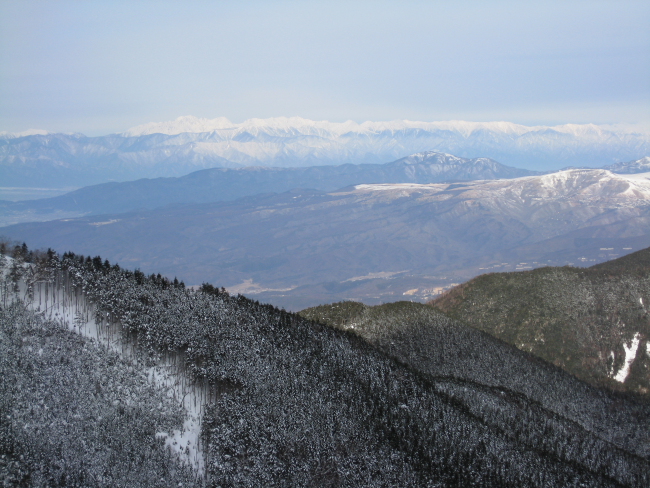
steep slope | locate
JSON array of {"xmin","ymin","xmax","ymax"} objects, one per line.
[
  {"xmin": 298, "ymin": 301, "xmax": 650, "ymax": 458},
  {"xmin": 0, "ymin": 152, "xmax": 536, "ymax": 227},
  {"xmin": 1, "ymin": 116, "xmax": 648, "ymax": 187},
  {"xmin": 2, "ymin": 169, "xmax": 649, "ymax": 309},
  {"xmin": 432, "ymin": 247, "xmax": 650, "ymax": 396},
  {"xmin": 0, "ymin": 304, "xmax": 198, "ymax": 487},
  {"xmin": 2, "ymin": 247, "xmax": 649, "ymax": 486}
]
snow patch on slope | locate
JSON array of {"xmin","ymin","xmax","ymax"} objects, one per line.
[
  {"xmin": 502, "ymin": 170, "xmax": 650, "ymax": 205},
  {"xmin": 614, "ymin": 333, "xmax": 642, "ymax": 383},
  {"xmin": 354, "ymin": 183, "xmax": 444, "ymax": 192},
  {"xmin": 1, "ymin": 271, "xmax": 206, "ymax": 476}
]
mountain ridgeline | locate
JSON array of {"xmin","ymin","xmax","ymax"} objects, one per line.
[
  {"xmin": 0, "ymin": 152, "xmax": 534, "ymax": 226},
  {"xmin": 1, "ymin": 245, "xmax": 649, "ymax": 486},
  {"xmin": 1, "ymin": 116, "xmax": 648, "ymax": 187},
  {"xmin": 603, "ymin": 156, "xmax": 650, "ymax": 174},
  {"xmin": 432, "ymin": 247, "xmax": 650, "ymax": 396},
  {"xmin": 2, "ymin": 167, "xmax": 649, "ymax": 309}
]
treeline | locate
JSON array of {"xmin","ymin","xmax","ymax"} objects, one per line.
[{"xmin": 1, "ymin": 243, "xmax": 649, "ymax": 486}]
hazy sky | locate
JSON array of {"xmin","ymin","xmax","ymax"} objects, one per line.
[{"xmin": 1, "ymin": 0, "xmax": 648, "ymax": 135}]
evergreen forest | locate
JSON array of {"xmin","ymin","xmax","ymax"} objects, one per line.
[{"xmin": 1, "ymin": 243, "xmax": 649, "ymax": 487}]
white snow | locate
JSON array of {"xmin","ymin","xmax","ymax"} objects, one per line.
[
  {"xmin": 1, "ymin": 276, "xmax": 207, "ymax": 476},
  {"xmin": 351, "ymin": 169, "xmax": 650, "ymax": 210},
  {"xmin": 89, "ymin": 219, "xmax": 121, "ymax": 226},
  {"xmin": 620, "ymin": 171, "xmax": 650, "ymax": 183},
  {"xmin": 145, "ymin": 363, "xmax": 204, "ymax": 472},
  {"xmin": 354, "ymin": 183, "xmax": 443, "ymax": 191},
  {"xmin": 0, "ymin": 129, "xmax": 51, "ymax": 138},
  {"xmin": 614, "ymin": 332, "xmax": 642, "ymax": 383},
  {"xmin": 123, "ymin": 115, "xmax": 234, "ymax": 137},
  {"xmin": 121, "ymin": 116, "xmax": 650, "ymax": 140}
]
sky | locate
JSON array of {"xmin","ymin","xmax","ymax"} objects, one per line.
[{"xmin": 1, "ymin": 0, "xmax": 649, "ymax": 135}]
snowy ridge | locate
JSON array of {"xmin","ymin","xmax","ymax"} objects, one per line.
[
  {"xmin": 0, "ymin": 129, "xmax": 52, "ymax": 139},
  {"xmin": 123, "ymin": 115, "xmax": 650, "ymax": 138},
  {"xmin": 528, "ymin": 169, "xmax": 650, "ymax": 201},
  {"xmin": 398, "ymin": 152, "xmax": 467, "ymax": 164},
  {"xmin": 353, "ymin": 169, "xmax": 650, "ymax": 207},
  {"xmin": 354, "ymin": 183, "xmax": 443, "ymax": 191},
  {"xmin": 4, "ymin": 117, "xmax": 650, "ymax": 187},
  {"xmin": 123, "ymin": 116, "xmax": 234, "ymax": 137}
]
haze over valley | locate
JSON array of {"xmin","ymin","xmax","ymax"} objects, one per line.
[{"xmin": 2, "ymin": 154, "xmax": 649, "ymax": 310}]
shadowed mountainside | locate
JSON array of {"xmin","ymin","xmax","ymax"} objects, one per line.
[
  {"xmin": 431, "ymin": 247, "xmax": 650, "ymax": 396},
  {"xmin": 298, "ymin": 300, "xmax": 650, "ymax": 458},
  {"xmin": 1, "ymin": 246, "xmax": 649, "ymax": 486}
]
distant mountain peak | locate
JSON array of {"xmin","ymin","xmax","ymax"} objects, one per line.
[
  {"xmin": 122, "ymin": 115, "xmax": 234, "ymax": 136},
  {"xmin": 604, "ymin": 156, "xmax": 650, "ymax": 174},
  {"xmin": 0, "ymin": 128, "xmax": 52, "ymax": 139},
  {"xmin": 3, "ymin": 118, "xmax": 650, "ymax": 188},
  {"xmin": 398, "ymin": 151, "xmax": 461, "ymax": 162},
  {"xmin": 386, "ymin": 151, "xmax": 534, "ymax": 180},
  {"xmin": 121, "ymin": 116, "xmax": 650, "ymax": 139},
  {"xmin": 397, "ymin": 152, "xmax": 483, "ymax": 165}
]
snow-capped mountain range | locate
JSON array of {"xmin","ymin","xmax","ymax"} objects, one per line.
[
  {"xmin": 0, "ymin": 129, "xmax": 54, "ymax": 138},
  {"xmin": 1, "ymin": 116, "xmax": 649, "ymax": 188},
  {"xmin": 121, "ymin": 115, "xmax": 645, "ymax": 140}
]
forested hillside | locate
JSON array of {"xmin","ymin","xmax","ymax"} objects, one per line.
[
  {"xmin": 0, "ymin": 305, "xmax": 197, "ymax": 486},
  {"xmin": 1, "ymin": 245, "xmax": 649, "ymax": 486},
  {"xmin": 299, "ymin": 302, "xmax": 650, "ymax": 457},
  {"xmin": 432, "ymin": 247, "xmax": 650, "ymax": 396}
]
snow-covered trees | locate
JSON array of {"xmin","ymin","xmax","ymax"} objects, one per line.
[
  {"xmin": 0, "ymin": 304, "xmax": 197, "ymax": 487},
  {"xmin": 1, "ymin": 244, "xmax": 648, "ymax": 487}
]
